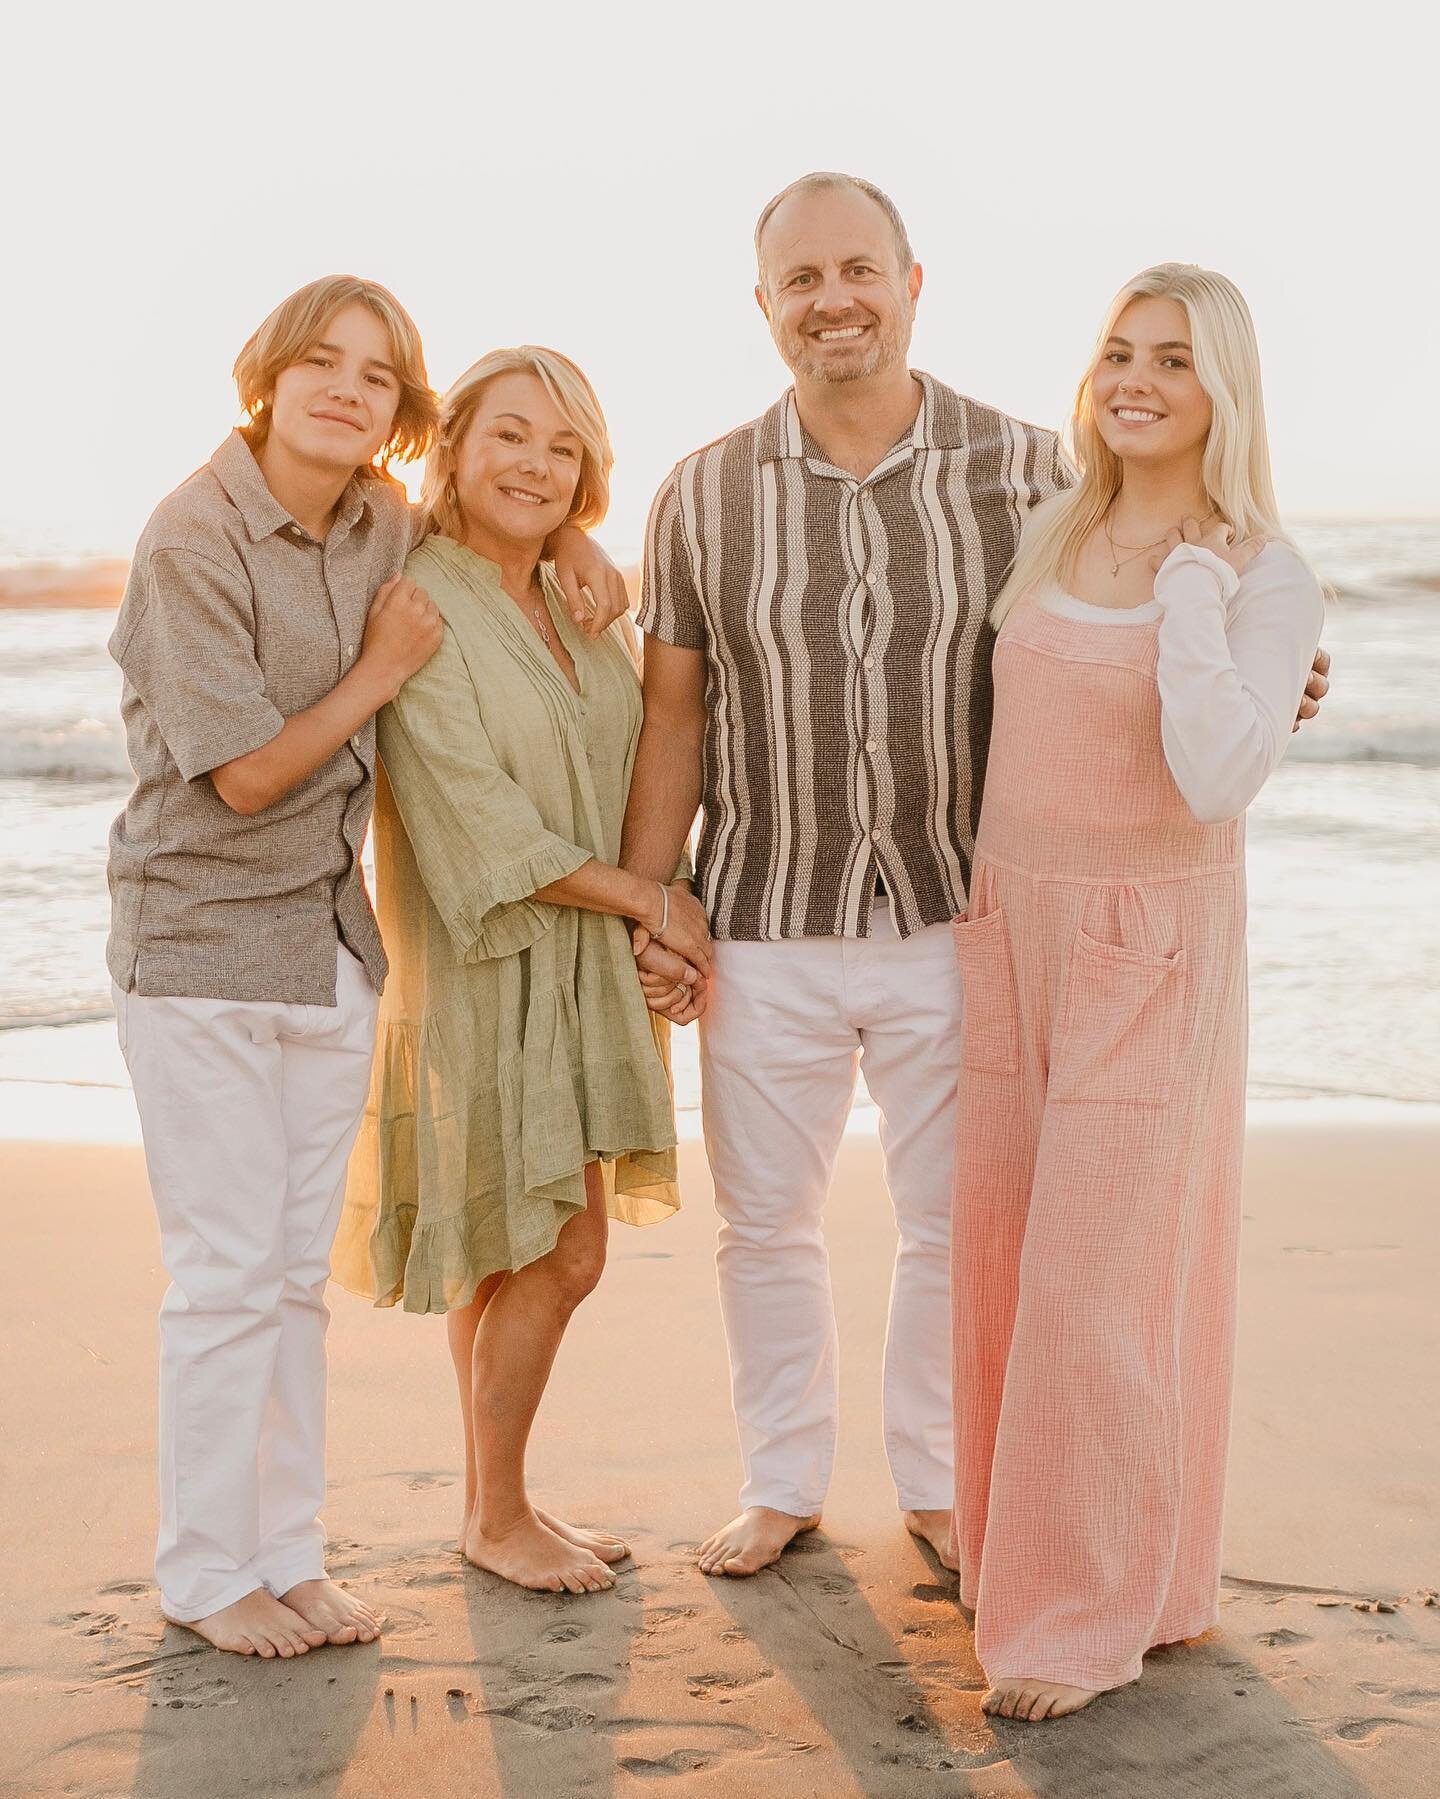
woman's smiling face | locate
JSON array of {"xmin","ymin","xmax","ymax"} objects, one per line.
[
  {"xmin": 452, "ymin": 371, "xmax": 583, "ymax": 552},
  {"xmin": 1090, "ymin": 294, "xmax": 1213, "ymax": 468}
]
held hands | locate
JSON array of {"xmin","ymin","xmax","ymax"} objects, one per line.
[
  {"xmin": 360, "ymin": 576, "xmax": 443, "ymax": 697},
  {"xmin": 549, "ymin": 525, "xmax": 632, "ymax": 639},
  {"xmin": 629, "ymin": 880, "xmax": 712, "ymax": 1027},
  {"xmin": 633, "ymin": 928, "xmax": 709, "ymax": 1025},
  {"xmin": 1150, "ymin": 516, "xmax": 1263, "ymax": 579}
]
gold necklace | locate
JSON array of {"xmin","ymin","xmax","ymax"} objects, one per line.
[
  {"xmin": 1103, "ymin": 507, "xmax": 1216, "ymax": 577},
  {"xmin": 529, "ymin": 587, "xmax": 553, "ymax": 648}
]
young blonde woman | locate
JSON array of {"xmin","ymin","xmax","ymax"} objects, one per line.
[
  {"xmin": 336, "ymin": 348, "xmax": 704, "ymax": 1595},
  {"xmin": 949, "ymin": 265, "xmax": 1325, "ymax": 1721}
]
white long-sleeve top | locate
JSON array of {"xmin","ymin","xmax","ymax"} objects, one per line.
[
  {"xmin": 1040, "ymin": 542, "xmax": 1325, "ymax": 823},
  {"xmin": 1151, "ymin": 542, "xmax": 1325, "ymax": 822}
]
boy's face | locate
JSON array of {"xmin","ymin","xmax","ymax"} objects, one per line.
[{"xmin": 267, "ymin": 301, "xmax": 402, "ymax": 472}]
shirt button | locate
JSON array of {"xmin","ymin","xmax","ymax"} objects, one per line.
[
  {"xmin": 865, "ymin": 738, "xmax": 877, "ymax": 753},
  {"xmin": 863, "ymin": 655, "xmax": 875, "ymax": 670},
  {"xmin": 870, "ymin": 828, "xmax": 881, "ymax": 842}
]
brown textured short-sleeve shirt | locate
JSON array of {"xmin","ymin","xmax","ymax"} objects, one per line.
[
  {"xmin": 106, "ymin": 431, "xmax": 413, "ymax": 1004},
  {"xmin": 637, "ymin": 372, "xmax": 1071, "ymax": 942}
]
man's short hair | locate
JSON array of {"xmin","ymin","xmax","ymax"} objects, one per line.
[{"xmin": 754, "ymin": 172, "xmax": 916, "ymax": 286}]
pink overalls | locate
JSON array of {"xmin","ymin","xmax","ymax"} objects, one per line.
[{"xmin": 951, "ymin": 595, "xmax": 1247, "ymax": 1692}]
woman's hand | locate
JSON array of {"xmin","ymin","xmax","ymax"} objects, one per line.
[
  {"xmin": 632, "ymin": 926, "xmax": 708, "ymax": 1024},
  {"xmin": 548, "ymin": 525, "xmax": 633, "ymax": 638},
  {"xmin": 1152, "ymin": 517, "xmax": 1263, "ymax": 578}
]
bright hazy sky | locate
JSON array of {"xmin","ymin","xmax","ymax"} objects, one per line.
[{"xmin": 5, "ymin": 2, "xmax": 1433, "ymax": 558}]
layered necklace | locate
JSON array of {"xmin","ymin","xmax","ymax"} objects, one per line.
[{"xmin": 1103, "ymin": 504, "xmax": 1217, "ymax": 577}]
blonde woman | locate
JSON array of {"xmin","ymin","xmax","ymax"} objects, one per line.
[
  {"xmin": 949, "ymin": 265, "xmax": 1325, "ymax": 1721},
  {"xmin": 336, "ymin": 348, "xmax": 704, "ymax": 1595}
]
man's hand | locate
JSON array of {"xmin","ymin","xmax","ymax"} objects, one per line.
[
  {"xmin": 549, "ymin": 525, "xmax": 631, "ymax": 638},
  {"xmin": 1294, "ymin": 645, "xmax": 1330, "ymax": 732}
]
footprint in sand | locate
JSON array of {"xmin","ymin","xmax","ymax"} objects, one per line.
[
  {"xmin": 1330, "ymin": 1717, "xmax": 1414, "ymax": 1742},
  {"xmin": 97, "ymin": 1579, "xmax": 149, "ymax": 1598},
  {"xmin": 1257, "ymin": 1628, "xmax": 1313, "ymax": 1647},
  {"xmin": 544, "ymin": 1622, "xmax": 589, "ymax": 1644},
  {"xmin": 558, "ymin": 1672, "xmax": 615, "ymax": 1696},
  {"xmin": 373, "ymin": 1603, "xmax": 432, "ymax": 1641},
  {"xmin": 910, "ymin": 1582, "xmax": 955, "ymax": 1603},
  {"xmin": 60, "ymin": 1611, "xmax": 121, "ymax": 1637},
  {"xmin": 153, "ymin": 1675, "xmax": 236, "ymax": 1710}
]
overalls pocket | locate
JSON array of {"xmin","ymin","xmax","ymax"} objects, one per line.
[
  {"xmin": 1051, "ymin": 927, "xmax": 1186, "ymax": 1105},
  {"xmin": 951, "ymin": 906, "xmax": 1021, "ymax": 1076}
]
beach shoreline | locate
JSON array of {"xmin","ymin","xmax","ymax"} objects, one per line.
[{"xmin": 5, "ymin": 1117, "xmax": 1437, "ymax": 1797}]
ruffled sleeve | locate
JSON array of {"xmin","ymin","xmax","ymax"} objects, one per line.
[{"xmin": 377, "ymin": 625, "xmax": 591, "ymax": 962}]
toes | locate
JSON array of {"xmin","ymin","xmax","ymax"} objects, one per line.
[
  {"xmin": 1018, "ymin": 1687, "xmax": 1042, "ymax": 1721},
  {"xmin": 1029, "ymin": 1690, "xmax": 1057, "ymax": 1723}
]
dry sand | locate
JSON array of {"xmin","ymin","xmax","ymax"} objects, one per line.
[{"xmin": 3, "ymin": 1117, "xmax": 1437, "ymax": 1797}]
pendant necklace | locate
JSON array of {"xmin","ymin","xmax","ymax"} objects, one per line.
[{"xmin": 1104, "ymin": 507, "xmax": 1217, "ymax": 578}]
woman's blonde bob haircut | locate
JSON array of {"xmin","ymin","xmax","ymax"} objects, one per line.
[
  {"xmin": 419, "ymin": 346, "xmax": 613, "ymax": 541},
  {"xmin": 233, "ymin": 275, "xmax": 437, "ymax": 469},
  {"xmin": 993, "ymin": 263, "xmax": 1293, "ymax": 625}
]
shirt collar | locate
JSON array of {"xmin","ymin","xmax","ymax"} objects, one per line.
[
  {"xmin": 755, "ymin": 370, "xmax": 968, "ymax": 466},
  {"xmin": 209, "ymin": 430, "xmax": 372, "ymax": 543}
]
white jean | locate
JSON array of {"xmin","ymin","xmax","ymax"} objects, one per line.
[
  {"xmin": 114, "ymin": 945, "xmax": 378, "ymax": 1621},
  {"xmin": 698, "ymin": 902, "xmax": 965, "ymax": 1516}
]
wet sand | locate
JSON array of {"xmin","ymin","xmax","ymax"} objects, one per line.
[{"xmin": 3, "ymin": 1116, "xmax": 1437, "ymax": 1797}]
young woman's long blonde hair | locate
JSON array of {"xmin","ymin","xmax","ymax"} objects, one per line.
[
  {"xmin": 993, "ymin": 263, "xmax": 1292, "ymax": 625},
  {"xmin": 419, "ymin": 346, "xmax": 613, "ymax": 541}
]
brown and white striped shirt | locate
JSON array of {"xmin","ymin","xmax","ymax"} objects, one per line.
[{"xmin": 638, "ymin": 371, "xmax": 1070, "ymax": 941}]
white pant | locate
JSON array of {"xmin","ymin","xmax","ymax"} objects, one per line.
[
  {"xmin": 698, "ymin": 904, "xmax": 964, "ymax": 1516},
  {"xmin": 114, "ymin": 946, "xmax": 378, "ymax": 1620}
]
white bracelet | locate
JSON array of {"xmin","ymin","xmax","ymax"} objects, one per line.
[{"xmin": 655, "ymin": 881, "xmax": 669, "ymax": 938}]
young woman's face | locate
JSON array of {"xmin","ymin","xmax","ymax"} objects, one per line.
[
  {"xmin": 1090, "ymin": 295, "xmax": 1212, "ymax": 468},
  {"xmin": 266, "ymin": 302, "xmax": 403, "ymax": 472},
  {"xmin": 452, "ymin": 371, "xmax": 583, "ymax": 550}
]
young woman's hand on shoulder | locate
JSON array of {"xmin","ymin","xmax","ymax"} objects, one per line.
[{"xmin": 1151, "ymin": 517, "xmax": 1264, "ymax": 578}]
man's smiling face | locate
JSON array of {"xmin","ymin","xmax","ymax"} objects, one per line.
[{"xmin": 756, "ymin": 184, "xmax": 921, "ymax": 387}]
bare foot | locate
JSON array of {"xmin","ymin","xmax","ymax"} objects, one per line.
[
  {"xmin": 165, "ymin": 1588, "xmax": 327, "ymax": 1658},
  {"xmin": 464, "ymin": 1510, "xmax": 616, "ymax": 1594},
  {"xmin": 903, "ymin": 1509, "xmax": 959, "ymax": 1572},
  {"xmin": 696, "ymin": 1508, "xmax": 820, "ymax": 1577},
  {"xmin": 983, "ymin": 1679, "xmax": 1104, "ymax": 1722},
  {"xmin": 536, "ymin": 1509, "xmax": 630, "ymax": 1565},
  {"xmin": 277, "ymin": 1577, "xmax": 382, "ymax": 1645}
]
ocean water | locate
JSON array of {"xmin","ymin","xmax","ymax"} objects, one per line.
[{"xmin": 1, "ymin": 521, "xmax": 1437, "ymax": 1134}]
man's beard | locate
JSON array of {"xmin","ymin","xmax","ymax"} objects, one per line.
[{"xmin": 780, "ymin": 315, "xmax": 909, "ymax": 385}]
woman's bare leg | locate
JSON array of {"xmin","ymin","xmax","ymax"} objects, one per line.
[
  {"xmin": 456, "ymin": 1165, "xmax": 618, "ymax": 1592},
  {"xmin": 446, "ymin": 1192, "xmax": 630, "ymax": 1565}
]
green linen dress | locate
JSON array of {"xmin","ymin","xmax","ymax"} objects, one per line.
[{"xmin": 335, "ymin": 534, "xmax": 679, "ymax": 1314}]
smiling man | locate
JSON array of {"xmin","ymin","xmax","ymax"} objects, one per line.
[
  {"xmin": 621, "ymin": 172, "xmax": 1326, "ymax": 1582},
  {"xmin": 620, "ymin": 172, "xmax": 1069, "ymax": 1577}
]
